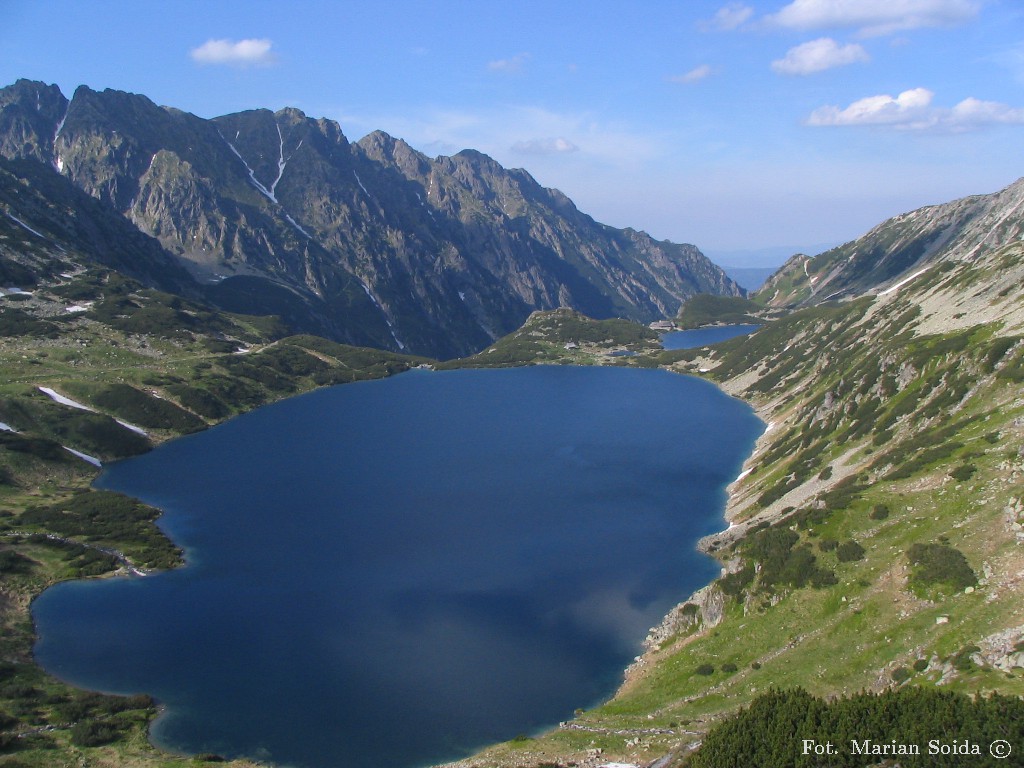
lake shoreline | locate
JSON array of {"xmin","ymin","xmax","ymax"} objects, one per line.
[{"xmin": 31, "ymin": 363, "xmax": 760, "ymax": 768}]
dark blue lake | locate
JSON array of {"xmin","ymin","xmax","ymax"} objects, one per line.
[
  {"xmin": 661, "ymin": 324, "xmax": 759, "ymax": 350},
  {"xmin": 33, "ymin": 366, "xmax": 761, "ymax": 768}
]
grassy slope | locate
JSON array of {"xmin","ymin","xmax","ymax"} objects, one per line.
[{"xmin": 444, "ymin": 244, "xmax": 1024, "ymax": 768}]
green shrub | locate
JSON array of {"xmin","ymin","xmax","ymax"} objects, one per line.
[
  {"xmin": 164, "ymin": 384, "xmax": 229, "ymax": 420},
  {"xmin": 950, "ymin": 645, "xmax": 981, "ymax": 672},
  {"xmin": 0, "ymin": 550, "xmax": 34, "ymax": 575},
  {"xmin": 676, "ymin": 294, "xmax": 761, "ymax": 328},
  {"xmin": 746, "ymin": 526, "xmax": 836, "ymax": 591},
  {"xmin": 819, "ymin": 476, "xmax": 868, "ymax": 510},
  {"xmin": 69, "ymin": 720, "xmax": 122, "ymax": 747},
  {"xmin": 907, "ymin": 543, "xmax": 977, "ymax": 594},
  {"xmin": 0, "ymin": 308, "xmax": 58, "ymax": 338},
  {"xmin": 695, "ymin": 664, "xmax": 715, "ymax": 676},
  {"xmin": 65, "ymin": 413, "xmax": 152, "ymax": 458},
  {"xmin": 913, "ymin": 658, "xmax": 929, "ymax": 672},
  {"xmin": 890, "ymin": 666, "xmax": 911, "ymax": 684},
  {"xmin": 869, "ymin": 504, "xmax": 890, "ymax": 520},
  {"xmin": 689, "ymin": 687, "xmax": 1024, "ymax": 768},
  {"xmin": 202, "ymin": 339, "xmax": 238, "ymax": 354},
  {"xmin": 91, "ymin": 384, "xmax": 206, "ymax": 433},
  {"xmin": 719, "ymin": 565, "xmax": 755, "ymax": 597},
  {"xmin": 20, "ymin": 490, "xmax": 180, "ymax": 569},
  {"xmin": 0, "ymin": 432, "xmax": 72, "ymax": 463},
  {"xmin": 836, "ymin": 541, "xmax": 866, "ymax": 562},
  {"xmin": 949, "ymin": 464, "xmax": 977, "ymax": 481}
]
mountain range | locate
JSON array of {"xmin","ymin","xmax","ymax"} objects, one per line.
[{"xmin": 0, "ymin": 79, "xmax": 739, "ymax": 359}]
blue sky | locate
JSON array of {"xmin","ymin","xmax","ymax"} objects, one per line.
[{"xmin": 2, "ymin": 0, "xmax": 1024, "ymax": 265}]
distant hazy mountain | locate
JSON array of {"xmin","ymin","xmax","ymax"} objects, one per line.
[
  {"xmin": 0, "ymin": 79, "xmax": 741, "ymax": 358},
  {"xmin": 721, "ymin": 266, "xmax": 778, "ymax": 291},
  {"xmin": 758, "ymin": 177, "xmax": 1024, "ymax": 307}
]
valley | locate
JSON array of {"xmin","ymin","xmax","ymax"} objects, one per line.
[{"xmin": 0, "ymin": 78, "xmax": 1022, "ymax": 768}]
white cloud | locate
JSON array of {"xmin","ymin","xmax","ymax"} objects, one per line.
[
  {"xmin": 487, "ymin": 53, "xmax": 531, "ymax": 73},
  {"xmin": 511, "ymin": 137, "xmax": 580, "ymax": 155},
  {"xmin": 808, "ymin": 88, "xmax": 1024, "ymax": 130},
  {"xmin": 808, "ymin": 88, "xmax": 938, "ymax": 127},
  {"xmin": 190, "ymin": 38, "xmax": 277, "ymax": 67},
  {"xmin": 703, "ymin": 3, "xmax": 755, "ymax": 31},
  {"xmin": 772, "ymin": 38, "xmax": 869, "ymax": 74},
  {"xmin": 669, "ymin": 65, "xmax": 713, "ymax": 83},
  {"xmin": 767, "ymin": 0, "xmax": 980, "ymax": 37},
  {"xmin": 948, "ymin": 97, "xmax": 1024, "ymax": 129}
]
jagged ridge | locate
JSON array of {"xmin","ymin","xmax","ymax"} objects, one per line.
[
  {"xmin": 758, "ymin": 177, "xmax": 1024, "ymax": 308},
  {"xmin": 0, "ymin": 79, "xmax": 741, "ymax": 359}
]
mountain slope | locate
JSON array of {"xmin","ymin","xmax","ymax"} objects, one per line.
[
  {"xmin": 759, "ymin": 176, "xmax": 1024, "ymax": 307},
  {"xmin": 444, "ymin": 206, "xmax": 1024, "ymax": 768},
  {"xmin": 0, "ymin": 79, "xmax": 741, "ymax": 358}
]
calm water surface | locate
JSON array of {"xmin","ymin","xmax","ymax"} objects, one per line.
[
  {"xmin": 33, "ymin": 366, "xmax": 761, "ymax": 768},
  {"xmin": 661, "ymin": 324, "xmax": 759, "ymax": 350}
]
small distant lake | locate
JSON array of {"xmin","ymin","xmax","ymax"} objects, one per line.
[
  {"xmin": 661, "ymin": 324, "xmax": 759, "ymax": 350},
  {"xmin": 33, "ymin": 366, "xmax": 761, "ymax": 768}
]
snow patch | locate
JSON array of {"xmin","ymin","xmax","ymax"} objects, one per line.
[
  {"xmin": 360, "ymin": 281, "xmax": 381, "ymax": 309},
  {"xmin": 115, "ymin": 419, "xmax": 148, "ymax": 437},
  {"xmin": 878, "ymin": 267, "xmax": 929, "ymax": 296},
  {"xmin": 222, "ymin": 134, "xmax": 278, "ymax": 203},
  {"xmin": 359, "ymin": 281, "xmax": 405, "ymax": 350},
  {"xmin": 5, "ymin": 212, "xmax": 47, "ymax": 240},
  {"xmin": 354, "ymin": 171, "xmax": 370, "ymax": 197},
  {"xmin": 38, "ymin": 387, "xmax": 95, "ymax": 412},
  {"xmin": 53, "ymin": 105, "xmax": 68, "ymax": 143},
  {"xmin": 0, "ymin": 422, "xmax": 17, "ymax": 433},
  {"xmin": 38, "ymin": 387, "xmax": 148, "ymax": 436},
  {"xmin": 52, "ymin": 104, "xmax": 69, "ymax": 172},
  {"xmin": 54, "ymin": 107, "xmax": 68, "ymax": 140},
  {"xmin": 284, "ymin": 213, "xmax": 311, "ymax": 238},
  {"xmin": 269, "ymin": 123, "xmax": 288, "ymax": 200},
  {"xmin": 223, "ymin": 124, "xmax": 297, "ymax": 206},
  {"xmin": 64, "ymin": 448, "xmax": 102, "ymax": 466},
  {"xmin": 65, "ymin": 303, "xmax": 93, "ymax": 313}
]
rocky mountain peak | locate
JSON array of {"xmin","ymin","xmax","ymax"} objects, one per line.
[{"xmin": 0, "ymin": 79, "xmax": 69, "ymax": 164}]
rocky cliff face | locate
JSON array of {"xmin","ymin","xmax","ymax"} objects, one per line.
[
  {"xmin": 759, "ymin": 177, "xmax": 1024, "ymax": 307},
  {"xmin": 0, "ymin": 79, "xmax": 741, "ymax": 358}
]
